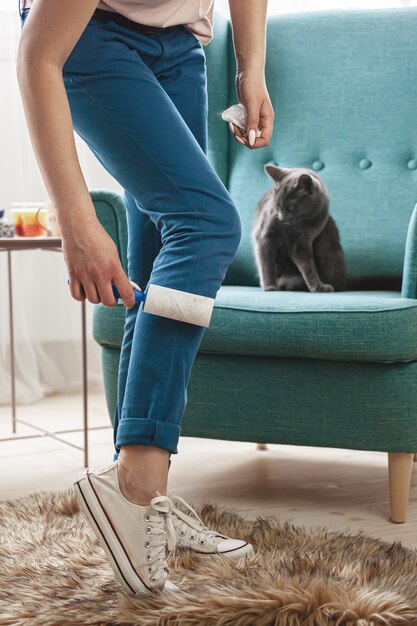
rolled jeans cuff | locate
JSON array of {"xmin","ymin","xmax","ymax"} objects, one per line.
[{"xmin": 115, "ymin": 417, "xmax": 181, "ymax": 455}]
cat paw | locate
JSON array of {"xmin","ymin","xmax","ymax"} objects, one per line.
[
  {"xmin": 263, "ymin": 285, "xmax": 278, "ymax": 291},
  {"xmin": 316, "ymin": 283, "xmax": 334, "ymax": 293}
]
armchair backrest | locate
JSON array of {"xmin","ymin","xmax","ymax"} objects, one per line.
[{"xmin": 205, "ymin": 8, "xmax": 417, "ymax": 286}]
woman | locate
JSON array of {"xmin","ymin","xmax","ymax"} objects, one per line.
[{"xmin": 17, "ymin": 0, "xmax": 274, "ymax": 596}]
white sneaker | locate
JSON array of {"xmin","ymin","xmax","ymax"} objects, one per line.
[
  {"xmin": 72, "ymin": 460, "xmax": 180, "ymax": 596},
  {"xmin": 168, "ymin": 493, "xmax": 254, "ymax": 560}
]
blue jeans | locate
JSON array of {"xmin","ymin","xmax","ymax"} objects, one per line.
[{"xmin": 20, "ymin": 8, "xmax": 242, "ymax": 468}]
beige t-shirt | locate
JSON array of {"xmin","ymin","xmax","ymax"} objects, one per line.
[{"xmin": 21, "ymin": 0, "xmax": 215, "ymax": 46}]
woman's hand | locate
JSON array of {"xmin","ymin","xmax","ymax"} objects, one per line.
[
  {"xmin": 63, "ymin": 219, "xmax": 136, "ymax": 309},
  {"xmin": 230, "ymin": 70, "xmax": 275, "ymax": 149}
]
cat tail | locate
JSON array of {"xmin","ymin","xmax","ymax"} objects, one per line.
[{"xmin": 346, "ymin": 275, "xmax": 402, "ymax": 291}]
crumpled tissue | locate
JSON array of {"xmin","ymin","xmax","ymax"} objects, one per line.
[{"xmin": 221, "ymin": 103, "xmax": 262, "ymax": 138}]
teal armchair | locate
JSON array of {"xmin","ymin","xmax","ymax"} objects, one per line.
[{"xmin": 91, "ymin": 7, "xmax": 417, "ymax": 523}]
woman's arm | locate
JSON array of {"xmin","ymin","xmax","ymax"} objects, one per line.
[
  {"xmin": 227, "ymin": 0, "xmax": 274, "ymax": 149},
  {"xmin": 17, "ymin": 0, "xmax": 100, "ymax": 237},
  {"xmin": 16, "ymin": 0, "xmax": 135, "ymax": 308}
]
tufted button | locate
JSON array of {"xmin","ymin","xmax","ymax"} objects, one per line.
[
  {"xmin": 407, "ymin": 159, "xmax": 417, "ymax": 170},
  {"xmin": 312, "ymin": 160, "xmax": 324, "ymax": 171},
  {"xmin": 359, "ymin": 158, "xmax": 372, "ymax": 169}
]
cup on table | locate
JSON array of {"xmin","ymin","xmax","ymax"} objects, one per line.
[{"xmin": 10, "ymin": 202, "xmax": 60, "ymax": 237}]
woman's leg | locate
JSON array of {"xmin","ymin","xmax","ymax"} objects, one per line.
[
  {"xmin": 62, "ymin": 16, "xmax": 241, "ymax": 503},
  {"xmin": 112, "ymin": 31, "xmax": 209, "ymax": 478},
  {"xmin": 115, "ymin": 195, "xmax": 168, "ymax": 503}
]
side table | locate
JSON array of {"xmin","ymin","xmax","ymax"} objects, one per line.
[{"xmin": 0, "ymin": 236, "xmax": 108, "ymax": 467}]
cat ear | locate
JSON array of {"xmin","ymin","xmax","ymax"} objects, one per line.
[
  {"xmin": 264, "ymin": 163, "xmax": 290, "ymax": 183},
  {"xmin": 297, "ymin": 173, "xmax": 313, "ymax": 194}
]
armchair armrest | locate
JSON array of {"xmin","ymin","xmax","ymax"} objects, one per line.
[
  {"xmin": 89, "ymin": 189, "xmax": 128, "ymax": 274},
  {"xmin": 401, "ymin": 203, "xmax": 417, "ymax": 299}
]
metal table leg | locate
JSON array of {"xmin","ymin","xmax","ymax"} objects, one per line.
[
  {"xmin": 7, "ymin": 250, "xmax": 16, "ymax": 434},
  {"xmin": 3, "ymin": 245, "xmax": 91, "ymax": 466},
  {"xmin": 81, "ymin": 298, "xmax": 89, "ymax": 467}
]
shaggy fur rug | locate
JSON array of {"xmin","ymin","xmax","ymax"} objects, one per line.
[{"xmin": 0, "ymin": 488, "xmax": 417, "ymax": 626}]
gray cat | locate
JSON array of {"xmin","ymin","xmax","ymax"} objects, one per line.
[
  {"xmin": 252, "ymin": 164, "xmax": 402, "ymax": 292},
  {"xmin": 252, "ymin": 164, "xmax": 345, "ymax": 292}
]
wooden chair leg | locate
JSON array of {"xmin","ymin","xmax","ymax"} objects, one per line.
[
  {"xmin": 256, "ymin": 443, "xmax": 268, "ymax": 451},
  {"xmin": 388, "ymin": 452, "xmax": 414, "ymax": 523}
]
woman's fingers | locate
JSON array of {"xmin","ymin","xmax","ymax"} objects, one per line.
[
  {"xmin": 233, "ymin": 121, "xmax": 269, "ymax": 150},
  {"xmin": 69, "ymin": 270, "xmax": 132, "ymax": 308},
  {"xmin": 95, "ymin": 279, "xmax": 119, "ymax": 307},
  {"xmin": 113, "ymin": 270, "xmax": 137, "ymax": 309},
  {"xmin": 69, "ymin": 277, "xmax": 86, "ymax": 302},
  {"xmin": 70, "ymin": 274, "xmax": 136, "ymax": 308},
  {"xmin": 129, "ymin": 280, "xmax": 142, "ymax": 291},
  {"xmin": 234, "ymin": 128, "xmax": 248, "ymax": 146},
  {"xmin": 228, "ymin": 120, "xmax": 267, "ymax": 148},
  {"xmin": 82, "ymin": 279, "xmax": 101, "ymax": 304},
  {"xmin": 257, "ymin": 99, "xmax": 274, "ymax": 145},
  {"xmin": 228, "ymin": 121, "xmax": 248, "ymax": 146}
]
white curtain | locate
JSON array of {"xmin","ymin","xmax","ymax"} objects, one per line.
[
  {"xmin": 0, "ymin": 0, "xmax": 412, "ymax": 408},
  {"xmin": 0, "ymin": 5, "xmax": 123, "ymax": 406}
]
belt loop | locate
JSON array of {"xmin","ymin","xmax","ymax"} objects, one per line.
[{"xmin": 18, "ymin": 0, "xmax": 22, "ymax": 18}]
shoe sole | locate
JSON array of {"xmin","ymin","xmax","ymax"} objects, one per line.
[{"xmin": 73, "ymin": 474, "xmax": 155, "ymax": 597}]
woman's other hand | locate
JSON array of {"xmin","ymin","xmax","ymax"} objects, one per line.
[
  {"xmin": 227, "ymin": 0, "xmax": 272, "ymax": 149},
  {"xmin": 230, "ymin": 70, "xmax": 275, "ymax": 149},
  {"xmin": 64, "ymin": 220, "xmax": 136, "ymax": 309}
]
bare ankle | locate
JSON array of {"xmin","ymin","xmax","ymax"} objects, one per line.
[
  {"xmin": 117, "ymin": 463, "xmax": 164, "ymax": 505},
  {"xmin": 117, "ymin": 445, "xmax": 169, "ymax": 506}
]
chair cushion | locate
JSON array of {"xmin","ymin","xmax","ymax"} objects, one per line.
[
  {"xmin": 93, "ymin": 286, "xmax": 417, "ymax": 363},
  {"xmin": 202, "ymin": 287, "xmax": 417, "ymax": 362}
]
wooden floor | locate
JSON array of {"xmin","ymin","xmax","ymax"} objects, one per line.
[{"xmin": 1, "ymin": 390, "xmax": 416, "ymax": 549}]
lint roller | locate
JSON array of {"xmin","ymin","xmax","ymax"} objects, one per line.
[{"xmin": 67, "ymin": 279, "xmax": 215, "ymax": 327}]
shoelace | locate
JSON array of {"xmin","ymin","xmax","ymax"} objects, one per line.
[
  {"xmin": 169, "ymin": 494, "xmax": 227, "ymax": 546},
  {"xmin": 145, "ymin": 493, "xmax": 177, "ymax": 584}
]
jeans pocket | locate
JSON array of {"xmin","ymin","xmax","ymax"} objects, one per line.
[{"xmin": 181, "ymin": 25, "xmax": 202, "ymax": 48}]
